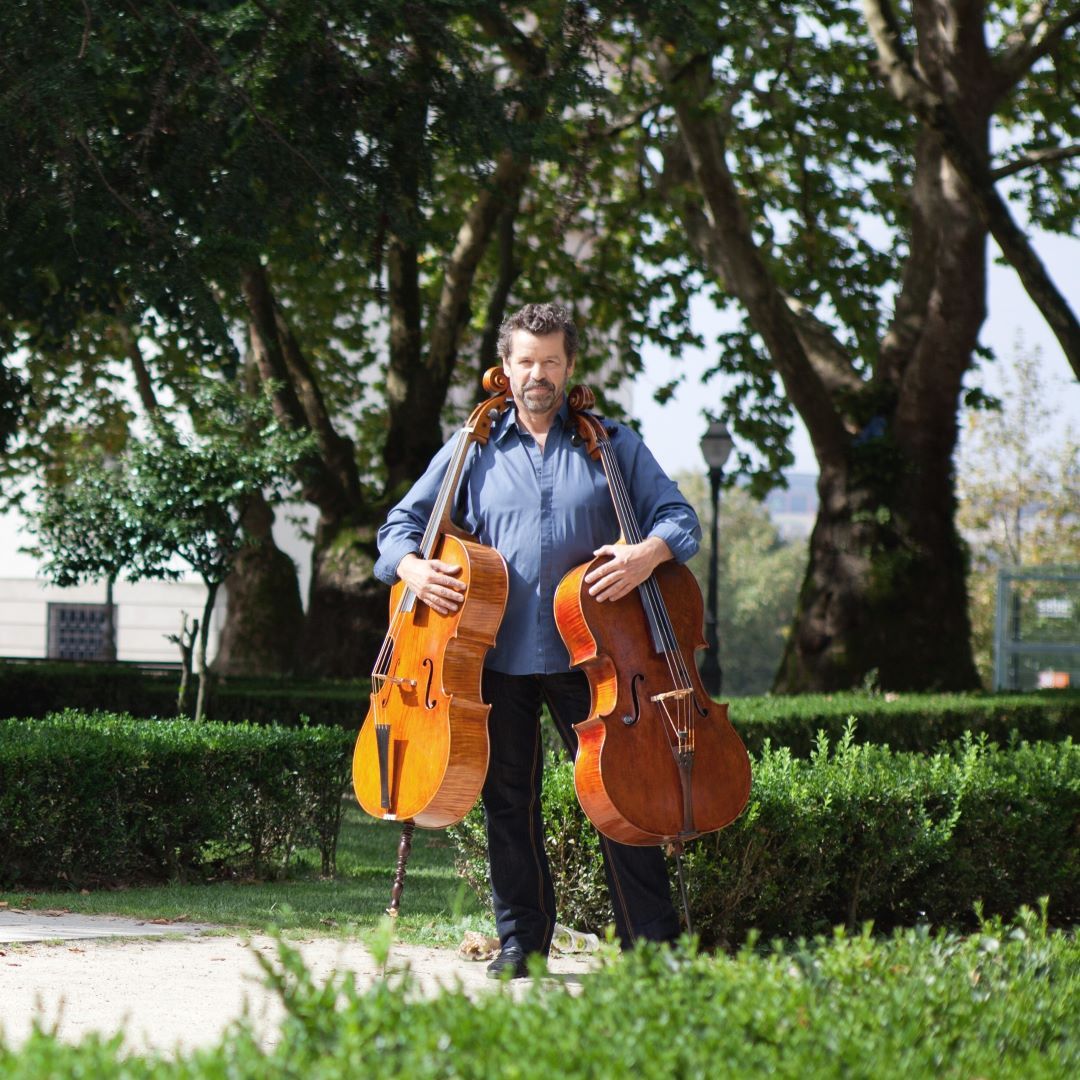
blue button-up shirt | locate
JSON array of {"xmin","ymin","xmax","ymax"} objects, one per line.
[{"xmin": 374, "ymin": 401, "xmax": 701, "ymax": 675}]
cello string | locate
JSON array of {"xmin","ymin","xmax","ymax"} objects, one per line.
[
  {"xmin": 595, "ymin": 429, "xmax": 689, "ymax": 739},
  {"xmin": 596, "ymin": 426, "xmax": 699, "ymax": 744},
  {"xmin": 599, "ymin": 433, "xmax": 689, "ymax": 686},
  {"xmin": 596, "ymin": 430, "xmax": 690, "ymax": 741}
]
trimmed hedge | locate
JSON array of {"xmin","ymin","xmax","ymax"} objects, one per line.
[
  {"xmin": 0, "ymin": 661, "xmax": 368, "ymax": 728},
  {"xmin": 0, "ymin": 710, "xmax": 353, "ymax": 888},
  {"xmin": 4, "ymin": 662, "xmax": 1080, "ymax": 752},
  {"xmin": 729, "ymin": 690, "xmax": 1080, "ymax": 756},
  {"xmin": 3, "ymin": 912, "xmax": 1078, "ymax": 1077},
  {"xmin": 450, "ymin": 727, "xmax": 1080, "ymax": 945}
]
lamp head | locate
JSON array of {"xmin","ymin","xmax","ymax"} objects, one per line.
[{"xmin": 700, "ymin": 419, "xmax": 734, "ymax": 473}]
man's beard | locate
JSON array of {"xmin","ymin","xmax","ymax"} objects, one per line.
[{"xmin": 521, "ymin": 379, "xmax": 558, "ymax": 413}]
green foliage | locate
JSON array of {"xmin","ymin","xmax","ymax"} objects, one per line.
[
  {"xmin": 124, "ymin": 383, "xmax": 315, "ymax": 584},
  {"xmin": 21, "ymin": 379, "xmax": 315, "ymax": 717},
  {"xmin": 0, "ymin": 661, "xmax": 368, "ymax": 727},
  {"xmin": 684, "ymin": 732, "xmax": 1079, "ymax": 946},
  {"xmin": 451, "ymin": 728, "xmax": 1080, "ymax": 946},
  {"xmin": 0, "ymin": 710, "xmax": 353, "ymax": 887},
  {"xmin": 22, "ymin": 444, "xmax": 146, "ymax": 588},
  {"xmin": 5, "ymin": 661, "xmax": 1078, "ymax": 750},
  {"xmin": 730, "ymin": 690, "xmax": 1080, "ymax": 756},
  {"xmin": 3, "ymin": 910, "xmax": 1079, "ymax": 1077}
]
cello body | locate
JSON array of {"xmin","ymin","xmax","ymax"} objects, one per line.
[
  {"xmin": 555, "ymin": 558, "xmax": 751, "ymax": 845},
  {"xmin": 352, "ymin": 369, "xmax": 510, "ymax": 830},
  {"xmin": 553, "ymin": 389, "xmax": 751, "ymax": 847},
  {"xmin": 353, "ymin": 529, "xmax": 507, "ymax": 827}
]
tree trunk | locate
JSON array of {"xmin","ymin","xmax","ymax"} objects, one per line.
[
  {"xmin": 213, "ymin": 492, "xmax": 304, "ymax": 677},
  {"xmin": 194, "ymin": 581, "xmax": 219, "ymax": 722},
  {"xmin": 241, "ymin": 263, "xmax": 384, "ymax": 676},
  {"xmin": 651, "ymin": 3, "xmax": 996, "ymax": 692},
  {"xmin": 298, "ymin": 516, "xmax": 388, "ymax": 677},
  {"xmin": 103, "ymin": 575, "xmax": 117, "ymax": 663},
  {"xmin": 775, "ymin": 453, "xmax": 978, "ymax": 692}
]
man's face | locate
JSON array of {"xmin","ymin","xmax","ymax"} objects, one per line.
[{"xmin": 503, "ymin": 330, "xmax": 575, "ymax": 417}]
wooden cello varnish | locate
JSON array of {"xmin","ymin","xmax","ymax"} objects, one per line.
[
  {"xmin": 554, "ymin": 387, "xmax": 752, "ymax": 846},
  {"xmin": 353, "ymin": 369, "xmax": 510, "ymax": 828}
]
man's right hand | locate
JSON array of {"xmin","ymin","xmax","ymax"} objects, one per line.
[{"xmin": 397, "ymin": 554, "xmax": 466, "ymax": 616}]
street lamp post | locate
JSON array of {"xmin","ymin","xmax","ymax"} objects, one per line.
[{"xmin": 699, "ymin": 419, "xmax": 734, "ymax": 698}]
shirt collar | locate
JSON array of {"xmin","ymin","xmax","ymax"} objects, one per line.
[{"xmin": 493, "ymin": 397, "xmax": 572, "ymax": 444}]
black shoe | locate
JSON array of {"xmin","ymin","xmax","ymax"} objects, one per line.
[{"xmin": 486, "ymin": 944, "xmax": 532, "ymax": 980}]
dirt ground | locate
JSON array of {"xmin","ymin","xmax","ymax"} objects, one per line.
[{"xmin": 0, "ymin": 916, "xmax": 597, "ymax": 1057}]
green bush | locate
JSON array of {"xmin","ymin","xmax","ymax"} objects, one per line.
[
  {"xmin": 0, "ymin": 710, "xmax": 353, "ymax": 888},
  {"xmin": 2, "ymin": 910, "xmax": 1077, "ymax": 1077},
  {"xmin": 451, "ymin": 728, "xmax": 1080, "ymax": 945},
  {"xmin": 729, "ymin": 690, "xmax": 1080, "ymax": 755},
  {"xmin": 5, "ymin": 661, "xmax": 1079, "ymax": 747},
  {"xmin": 0, "ymin": 660, "xmax": 369, "ymax": 727}
]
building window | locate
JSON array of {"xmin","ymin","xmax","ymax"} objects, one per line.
[{"xmin": 46, "ymin": 603, "xmax": 110, "ymax": 661}]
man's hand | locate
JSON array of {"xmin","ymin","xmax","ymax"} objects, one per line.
[
  {"xmin": 584, "ymin": 537, "xmax": 673, "ymax": 602},
  {"xmin": 397, "ymin": 553, "xmax": 466, "ymax": 615}
]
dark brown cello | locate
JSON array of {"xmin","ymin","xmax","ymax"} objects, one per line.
[
  {"xmin": 554, "ymin": 388, "xmax": 752, "ymax": 847},
  {"xmin": 353, "ymin": 369, "xmax": 511, "ymax": 845}
]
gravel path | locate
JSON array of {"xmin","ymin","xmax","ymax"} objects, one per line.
[{"xmin": 0, "ymin": 914, "xmax": 595, "ymax": 1056}]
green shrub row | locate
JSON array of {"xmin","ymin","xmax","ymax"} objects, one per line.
[
  {"xmin": 0, "ymin": 710, "xmax": 354, "ymax": 888},
  {"xmin": 5, "ymin": 662, "xmax": 1079, "ymax": 753},
  {"xmin": 4, "ymin": 910, "xmax": 1077, "ymax": 1077},
  {"xmin": 729, "ymin": 690, "xmax": 1080, "ymax": 755},
  {"xmin": 451, "ymin": 727, "xmax": 1080, "ymax": 945},
  {"xmin": 0, "ymin": 661, "xmax": 368, "ymax": 728}
]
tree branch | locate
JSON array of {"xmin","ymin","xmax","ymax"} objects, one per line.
[
  {"xmin": 994, "ymin": 2, "xmax": 1080, "ymax": 93},
  {"xmin": 991, "ymin": 143, "xmax": 1080, "ymax": 181},
  {"xmin": 654, "ymin": 53, "xmax": 849, "ymax": 466},
  {"xmin": 241, "ymin": 264, "xmax": 361, "ymax": 518},
  {"xmin": 116, "ymin": 320, "xmax": 159, "ymax": 415},
  {"xmin": 863, "ymin": 0, "xmax": 1080, "ymax": 380}
]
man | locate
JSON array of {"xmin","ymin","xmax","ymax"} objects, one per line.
[{"xmin": 374, "ymin": 302, "xmax": 702, "ymax": 977}]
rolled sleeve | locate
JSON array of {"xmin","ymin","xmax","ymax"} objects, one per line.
[
  {"xmin": 648, "ymin": 516, "xmax": 700, "ymax": 564},
  {"xmin": 613, "ymin": 425, "xmax": 701, "ymax": 565}
]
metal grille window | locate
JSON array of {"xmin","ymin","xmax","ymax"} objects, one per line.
[
  {"xmin": 46, "ymin": 603, "xmax": 110, "ymax": 662},
  {"xmin": 994, "ymin": 568, "xmax": 1080, "ymax": 690}
]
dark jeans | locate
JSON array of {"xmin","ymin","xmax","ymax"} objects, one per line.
[{"xmin": 480, "ymin": 668, "xmax": 680, "ymax": 956}]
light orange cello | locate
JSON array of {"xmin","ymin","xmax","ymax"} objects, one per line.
[
  {"xmin": 554, "ymin": 387, "xmax": 752, "ymax": 847},
  {"xmin": 353, "ymin": 368, "xmax": 511, "ymax": 846}
]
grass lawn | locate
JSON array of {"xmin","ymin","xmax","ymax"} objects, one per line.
[{"xmin": 0, "ymin": 802, "xmax": 493, "ymax": 948}]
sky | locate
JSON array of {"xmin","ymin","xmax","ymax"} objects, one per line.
[{"xmin": 633, "ymin": 228, "xmax": 1080, "ymax": 480}]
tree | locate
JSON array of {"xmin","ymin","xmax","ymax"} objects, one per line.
[
  {"xmin": 957, "ymin": 345, "xmax": 1080, "ymax": 683},
  {"xmin": 1, "ymin": 2, "xmax": 633, "ymax": 675},
  {"xmin": 23, "ymin": 446, "xmax": 146, "ymax": 662},
  {"xmin": 124, "ymin": 385, "xmax": 315, "ymax": 718},
  {"xmin": 614, "ymin": 0, "xmax": 1079, "ymax": 690},
  {"xmin": 25, "ymin": 383, "xmax": 314, "ymax": 718}
]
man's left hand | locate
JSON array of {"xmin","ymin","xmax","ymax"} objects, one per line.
[{"xmin": 585, "ymin": 537, "xmax": 673, "ymax": 602}]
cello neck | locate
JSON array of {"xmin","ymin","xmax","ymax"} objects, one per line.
[{"xmin": 398, "ymin": 367, "xmax": 512, "ymax": 614}]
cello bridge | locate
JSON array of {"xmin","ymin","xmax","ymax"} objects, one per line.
[
  {"xmin": 650, "ymin": 688, "xmax": 692, "ymax": 703},
  {"xmin": 374, "ymin": 675, "xmax": 418, "ymax": 690}
]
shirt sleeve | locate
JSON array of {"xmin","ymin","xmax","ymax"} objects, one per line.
[
  {"xmin": 610, "ymin": 423, "xmax": 702, "ymax": 564},
  {"xmin": 373, "ymin": 435, "xmax": 459, "ymax": 584}
]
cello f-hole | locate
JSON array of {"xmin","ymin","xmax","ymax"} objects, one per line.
[
  {"xmin": 626, "ymin": 672, "xmax": 646, "ymax": 725},
  {"xmin": 421, "ymin": 657, "xmax": 437, "ymax": 709}
]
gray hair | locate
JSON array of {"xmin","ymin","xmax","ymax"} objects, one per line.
[{"xmin": 496, "ymin": 303, "xmax": 579, "ymax": 363}]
